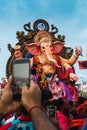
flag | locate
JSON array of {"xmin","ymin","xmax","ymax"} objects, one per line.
[{"xmin": 78, "ymin": 60, "xmax": 87, "ymax": 69}]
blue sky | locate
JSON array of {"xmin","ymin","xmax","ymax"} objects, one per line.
[{"xmin": 0, "ymin": 0, "xmax": 87, "ymax": 83}]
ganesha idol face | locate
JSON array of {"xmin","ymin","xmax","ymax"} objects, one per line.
[
  {"xmin": 25, "ymin": 37, "xmax": 64, "ymax": 57},
  {"xmin": 39, "ymin": 39, "xmax": 60, "ymax": 67},
  {"xmin": 40, "ymin": 38, "xmax": 52, "ymax": 55}
]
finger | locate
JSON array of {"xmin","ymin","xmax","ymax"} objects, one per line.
[
  {"xmin": 22, "ymin": 86, "xmax": 28, "ymax": 94},
  {"xmin": 4, "ymin": 75, "xmax": 12, "ymax": 90},
  {"xmin": 30, "ymin": 78, "xmax": 38, "ymax": 86},
  {"xmin": 30, "ymin": 75, "xmax": 37, "ymax": 82}
]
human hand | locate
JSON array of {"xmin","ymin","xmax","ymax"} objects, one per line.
[
  {"xmin": 1, "ymin": 76, "xmax": 13, "ymax": 104},
  {"xmin": 75, "ymin": 46, "xmax": 82, "ymax": 56},
  {"xmin": 0, "ymin": 76, "xmax": 21, "ymax": 116},
  {"xmin": 22, "ymin": 77, "xmax": 41, "ymax": 111},
  {"xmin": 69, "ymin": 73, "xmax": 78, "ymax": 82}
]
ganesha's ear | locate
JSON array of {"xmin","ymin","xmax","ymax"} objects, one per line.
[
  {"xmin": 52, "ymin": 41, "xmax": 64, "ymax": 54},
  {"xmin": 24, "ymin": 43, "xmax": 41, "ymax": 55}
]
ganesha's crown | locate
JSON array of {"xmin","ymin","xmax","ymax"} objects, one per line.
[
  {"xmin": 34, "ymin": 30, "xmax": 52, "ymax": 44},
  {"xmin": 16, "ymin": 19, "xmax": 65, "ymax": 44}
]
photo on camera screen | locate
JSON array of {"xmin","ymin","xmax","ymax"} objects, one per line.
[{"xmin": 12, "ymin": 58, "xmax": 30, "ymax": 89}]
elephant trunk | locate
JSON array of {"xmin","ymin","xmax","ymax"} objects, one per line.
[{"xmin": 45, "ymin": 47, "xmax": 61, "ymax": 68}]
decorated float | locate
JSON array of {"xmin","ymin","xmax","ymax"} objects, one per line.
[{"xmin": 6, "ymin": 19, "xmax": 82, "ymax": 102}]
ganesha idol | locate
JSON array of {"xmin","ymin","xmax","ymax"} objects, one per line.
[{"xmin": 24, "ymin": 30, "xmax": 82, "ymax": 89}]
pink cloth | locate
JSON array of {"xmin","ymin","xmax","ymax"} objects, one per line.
[
  {"xmin": 49, "ymin": 81, "xmax": 66, "ymax": 100},
  {"xmin": 57, "ymin": 111, "xmax": 70, "ymax": 130}
]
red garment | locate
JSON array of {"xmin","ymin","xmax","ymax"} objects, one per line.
[
  {"xmin": 0, "ymin": 115, "xmax": 31, "ymax": 130},
  {"xmin": 5, "ymin": 114, "xmax": 13, "ymax": 121},
  {"xmin": 18, "ymin": 115, "xmax": 31, "ymax": 121},
  {"xmin": 68, "ymin": 84, "xmax": 79, "ymax": 102},
  {"xmin": 0, "ymin": 122, "xmax": 11, "ymax": 130},
  {"xmin": 57, "ymin": 111, "xmax": 70, "ymax": 130}
]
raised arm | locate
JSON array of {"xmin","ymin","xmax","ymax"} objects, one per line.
[
  {"xmin": 0, "ymin": 76, "xmax": 21, "ymax": 121},
  {"xmin": 22, "ymin": 77, "xmax": 60, "ymax": 130},
  {"xmin": 63, "ymin": 62, "xmax": 78, "ymax": 82},
  {"xmin": 61, "ymin": 46, "xmax": 82, "ymax": 66}
]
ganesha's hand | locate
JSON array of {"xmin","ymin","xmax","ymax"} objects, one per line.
[
  {"xmin": 69, "ymin": 73, "xmax": 79, "ymax": 82},
  {"xmin": 75, "ymin": 46, "xmax": 82, "ymax": 57}
]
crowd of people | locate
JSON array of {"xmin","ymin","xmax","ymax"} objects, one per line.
[{"xmin": 0, "ymin": 75, "xmax": 87, "ymax": 130}]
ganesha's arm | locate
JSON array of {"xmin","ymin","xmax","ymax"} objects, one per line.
[
  {"xmin": 60, "ymin": 47, "xmax": 82, "ymax": 65},
  {"xmin": 63, "ymin": 62, "xmax": 78, "ymax": 82},
  {"xmin": 63, "ymin": 62, "xmax": 73, "ymax": 70},
  {"xmin": 60, "ymin": 55, "xmax": 78, "ymax": 66}
]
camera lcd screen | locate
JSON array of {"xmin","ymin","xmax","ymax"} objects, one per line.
[
  {"xmin": 13, "ymin": 63, "xmax": 30, "ymax": 79},
  {"xmin": 12, "ymin": 59, "xmax": 30, "ymax": 100},
  {"xmin": 12, "ymin": 59, "xmax": 30, "ymax": 88}
]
